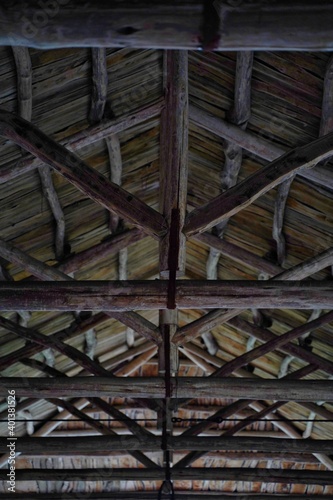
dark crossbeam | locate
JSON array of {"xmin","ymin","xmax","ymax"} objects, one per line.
[
  {"xmin": 1, "ymin": 436, "xmax": 332, "ymax": 454},
  {"xmin": 1, "ymin": 377, "xmax": 333, "ymax": 401},
  {"xmin": 1, "ymin": 1, "xmax": 333, "ymax": 50},
  {"xmin": 2, "ymin": 281, "xmax": 333, "ymax": 310},
  {"xmin": 1, "ymin": 467, "xmax": 333, "ymax": 484}
]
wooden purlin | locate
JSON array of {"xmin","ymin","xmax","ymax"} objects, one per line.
[
  {"xmin": 1, "ymin": 467, "xmax": 333, "ymax": 483},
  {"xmin": 2, "ymin": 1, "xmax": 333, "ymax": 50},
  {"xmin": 12, "ymin": 46, "xmax": 66, "ymax": 259},
  {"xmin": 1, "ymin": 377, "xmax": 333, "ymax": 400}
]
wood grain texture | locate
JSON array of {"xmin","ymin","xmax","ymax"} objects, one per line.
[
  {"xmin": 2, "ymin": 1, "xmax": 333, "ymax": 50},
  {"xmin": 0, "ymin": 109, "xmax": 167, "ymax": 238},
  {"xmin": 1, "ymin": 376, "xmax": 333, "ymax": 401},
  {"xmin": 185, "ymin": 130, "xmax": 333, "ymax": 235},
  {"xmin": 1, "ymin": 467, "xmax": 333, "ymax": 483},
  {"xmin": 159, "ymin": 50, "xmax": 188, "ymax": 276}
]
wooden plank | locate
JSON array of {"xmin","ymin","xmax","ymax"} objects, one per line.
[
  {"xmin": 3, "ymin": 280, "xmax": 333, "ymax": 310},
  {"xmin": 184, "ymin": 130, "xmax": 333, "ymax": 236},
  {"xmin": 2, "ymin": 1, "xmax": 333, "ymax": 50},
  {"xmin": 1, "ymin": 377, "xmax": 333, "ymax": 401},
  {"xmin": 2, "ymin": 467, "xmax": 333, "ymax": 483},
  {"xmin": 1, "ymin": 435, "xmax": 332, "ymax": 454},
  {"xmin": 159, "ymin": 50, "xmax": 188, "ymax": 276},
  {"xmin": 190, "ymin": 105, "xmax": 333, "ymax": 189},
  {"xmin": 0, "ymin": 110, "xmax": 167, "ymax": 239}
]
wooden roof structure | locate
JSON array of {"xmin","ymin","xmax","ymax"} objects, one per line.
[{"xmin": 1, "ymin": 1, "xmax": 333, "ymax": 498}]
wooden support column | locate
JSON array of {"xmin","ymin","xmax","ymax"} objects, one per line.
[{"xmin": 2, "ymin": 467, "xmax": 333, "ymax": 484}]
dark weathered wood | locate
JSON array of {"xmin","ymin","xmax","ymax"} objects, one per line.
[
  {"xmin": 1, "ymin": 435, "xmax": 331, "ymax": 454},
  {"xmin": 1, "ymin": 377, "xmax": 333, "ymax": 400},
  {"xmin": 174, "ymin": 243, "xmax": 333, "ymax": 345},
  {"xmin": 45, "ymin": 397, "xmax": 157, "ymax": 469},
  {"xmin": 3, "ymin": 280, "xmax": 333, "ymax": 311},
  {"xmin": 190, "ymin": 105, "xmax": 333, "ymax": 189},
  {"xmin": 207, "ymin": 51, "xmax": 253, "ymax": 278},
  {"xmin": 12, "ymin": 45, "xmax": 66, "ymax": 259},
  {"xmin": 2, "ymin": 1, "xmax": 333, "ymax": 50},
  {"xmin": 2, "ymin": 467, "xmax": 333, "ymax": 483},
  {"xmin": 89, "ymin": 47, "xmax": 108, "ymax": 124},
  {"xmin": 1, "ymin": 494, "xmax": 332, "ymax": 500},
  {"xmin": 0, "ymin": 490, "xmax": 333, "ymax": 500},
  {"xmin": 0, "ymin": 101, "xmax": 163, "ymax": 182},
  {"xmin": 212, "ymin": 310, "xmax": 333, "ymax": 378},
  {"xmin": 320, "ymin": 55, "xmax": 333, "ymax": 136},
  {"xmin": 184, "ymin": 130, "xmax": 333, "ymax": 235},
  {"xmin": 0, "ymin": 109, "xmax": 167, "ymax": 238},
  {"xmin": 0, "ymin": 312, "xmax": 108, "ymax": 371},
  {"xmin": 58, "ymin": 228, "xmax": 146, "ymax": 274},
  {"xmin": 159, "ymin": 50, "xmax": 188, "ymax": 276},
  {"xmin": 195, "ymin": 232, "xmax": 281, "ymax": 277},
  {"xmin": 0, "ymin": 315, "xmax": 113, "ymax": 377}
]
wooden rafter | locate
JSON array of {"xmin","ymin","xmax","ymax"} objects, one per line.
[
  {"xmin": 0, "ymin": 109, "xmax": 167, "ymax": 238},
  {"xmin": 184, "ymin": 130, "xmax": 333, "ymax": 236}
]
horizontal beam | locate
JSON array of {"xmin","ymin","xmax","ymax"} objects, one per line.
[
  {"xmin": 1, "ymin": 436, "xmax": 331, "ymax": 454},
  {"xmin": 1, "ymin": 377, "xmax": 332, "ymax": 401},
  {"xmin": 2, "ymin": 467, "xmax": 333, "ymax": 484},
  {"xmin": 1, "ymin": 495, "xmax": 332, "ymax": 500},
  {"xmin": 2, "ymin": 281, "xmax": 333, "ymax": 310},
  {"xmin": 2, "ymin": 1, "xmax": 333, "ymax": 50}
]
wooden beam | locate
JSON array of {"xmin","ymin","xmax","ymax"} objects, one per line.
[
  {"xmin": 174, "ymin": 242, "xmax": 333, "ymax": 345},
  {"xmin": 190, "ymin": 105, "xmax": 333, "ymax": 189},
  {"xmin": 0, "ymin": 101, "xmax": 163, "ymax": 182},
  {"xmin": 184, "ymin": 131, "xmax": 333, "ymax": 236},
  {"xmin": 1, "ymin": 495, "xmax": 332, "ymax": 500},
  {"xmin": 2, "ymin": 467, "xmax": 333, "ymax": 483},
  {"xmin": 1, "ymin": 377, "xmax": 333, "ymax": 401},
  {"xmin": 3, "ymin": 280, "xmax": 333, "ymax": 311},
  {"xmin": 2, "ymin": 1, "xmax": 333, "ymax": 50},
  {"xmin": 207, "ymin": 51, "xmax": 253, "ymax": 278},
  {"xmin": 0, "ymin": 110, "xmax": 167, "ymax": 239},
  {"xmin": 159, "ymin": 50, "xmax": 188, "ymax": 277},
  {"xmin": 1, "ymin": 435, "xmax": 332, "ymax": 454}
]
